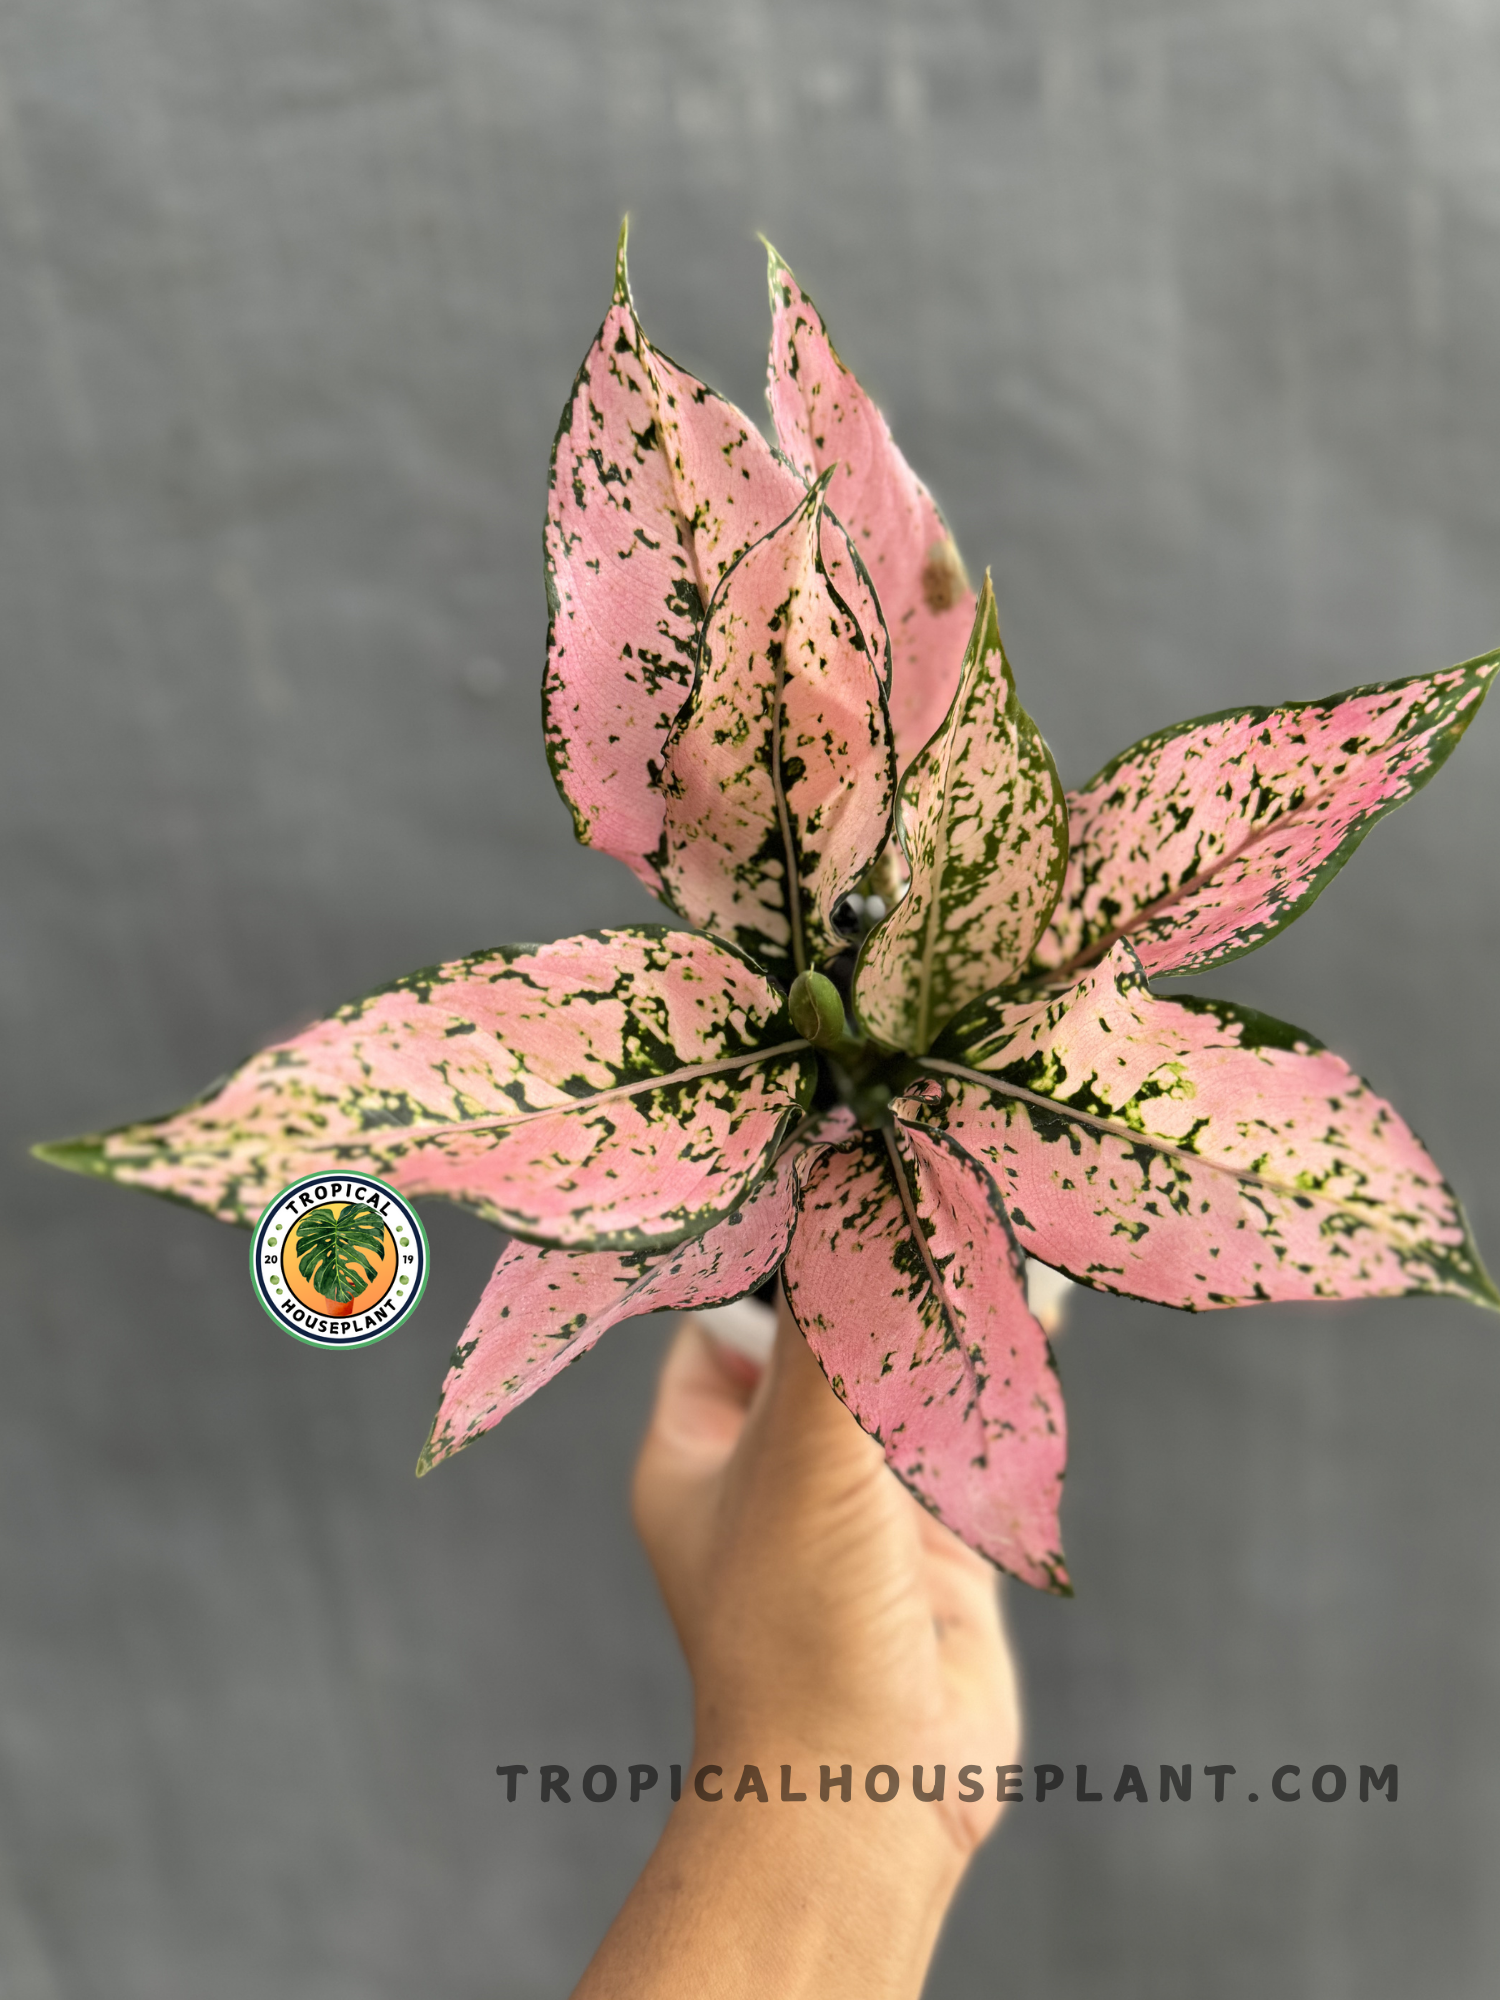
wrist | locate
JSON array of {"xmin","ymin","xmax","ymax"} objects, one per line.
[
  {"xmin": 681, "ymin": 1724, "xmax": 974, "ymax": 1891},
  {"xmin": 688, "ymin": 1683, "xmax": 1005, "ymax": 1869},
  {"xmin": 659, "ymin": 1768, "xmax": 966, "ymax": 1999}
]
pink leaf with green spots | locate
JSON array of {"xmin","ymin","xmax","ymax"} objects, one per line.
[
  {"xmin": 544, "ymin": 226, "xmax": 804, "ymax": 891},
  {"xmin": 39, "ymin": 929, "xmax": 815, "ymax": 1252},
  {"xmin": 33, "ymin": 235, "xmax": 1500, "ymax": 1600},
  {"xmin": 418, "ymin": 1148, "xmax": 803, "ymax": 1473},
  {"xmin": 782, "ymin": 1122, "xmax": 1069, "ymax": 1590},
  {"xmin": 766, "ymin": 245, "xmax": 975, "ymax": 775},
  {"xmin": 854, "ymin": 575, "xmax": 1067, "ymax": 1054},
  {"xmin": 916, "ymin": 941, "xmax": 1497, "ymax": 1312},
  {"xmin": 659, "ymin": 479, "xmax": 897, "ymax": 985},
  {"xmin": 1034, "ymin": 655, "xmax": 1499, "ymax": 980}
]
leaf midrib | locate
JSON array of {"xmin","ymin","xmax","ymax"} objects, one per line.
[
  {"xmin": 910, "ymin": 662, "xmax": 970, "ymax": 1055},
  {"xmin": 131, "ymin": 1044, "xmax": 813, "ymax": 1154},
  {"xmin": 769, "ymin": 634, "xmax": 807, "ymax": 978},
  {"xmin": 881, "ymin": 1126, "xmax": 986, "ymax": 1399},
  {"xmin": 918, "ymin": 1055, "xmax": 1444, "ymax": 1254},
  {"xmin": 1049, "ymin": 795, "xmax": 1333, "ymax": 977}
]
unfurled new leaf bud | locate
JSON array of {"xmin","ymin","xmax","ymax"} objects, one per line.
[{"xmin": 788, "ymin": 970, "xmax": 846, "ymax": 1048}]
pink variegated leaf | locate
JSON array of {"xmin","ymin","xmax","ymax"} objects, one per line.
[
  {"xmin": 1034, "ymin": 655, "xmax": 1499, "ymax": 980},
  {"xmin": 418, "ymin": 1146, "xmax": 805, "ymax": 1473},
  {"xmin": 544, "ymin": 224, "xmax": 804, "ymax": 891},
  {"xmin": 38, "ymin": 929, "xmax": 815, "ymax": 1252},
  {"xmin": 854, "ymin": 575, "xmax": 1067, "ymax": 1053},
  {"xmin": 916, "ymin": 941, "xmax": 1497, "ymax": 1312},
  {"xmin": 766, "ymin": 245, "xmax": 975, "ymax": 773},
  {"xmin": 659, "ymin": 479, "xmax": 897, "ymax": 986},
  {"xmin": 782, "ymin": 1123, "xmax": 1069, "ymax": 1591}
]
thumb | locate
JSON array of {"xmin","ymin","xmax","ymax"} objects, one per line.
[
  {"xmin": 730, "ymin": 1288, "xmax": 889, "ymax": 1523},
  {"xmin": 647, "ymin": 1314, "xmax": 761, "ymax": 1469},
  {"xmin": 631, "ymin": 1316, "xmax": 759, "ymax": 1614}
]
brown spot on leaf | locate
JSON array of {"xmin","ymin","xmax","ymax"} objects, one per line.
[{"xmin": 921, "ymin": 538, "xmax": 970, "ymax": 613}]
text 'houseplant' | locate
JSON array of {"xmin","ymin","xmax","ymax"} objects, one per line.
[{"xmin": 39, "ymin": 227, "xmax": 1497, "ymax": 1593}]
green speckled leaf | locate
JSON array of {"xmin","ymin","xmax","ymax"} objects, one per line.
[
  {"xmin": 782, "ymin": 1122, "xmax": 1068, "ymax": 1590},
  {"xmin": 543, "ymin": 224, "xmax": 804, "ymax": 892},
  {"xmin": 658, "ymin": 479, "xmax": 896, "ymax": 985},
  {"xmin": 765, "ymin": 244, "xmax": 975, "ymax": 773},
  {"xmin": 854, "ymin": 575, "xmax": 1067, "ymax": 1053},
  {"xmin": 418, "ymin": 1146, "xmax": 803, "ymax": 1473},
  {"xmin": 38, "ymin": 929, "xmax": 815, "ymax": 1253},
  {"xmin": 1034, "ymin": 655, "xmax": 1499, "ymax": 979},
  {"xmin": 916, "ymin": 942, "xmax": 1497, "ymax": 1312}
]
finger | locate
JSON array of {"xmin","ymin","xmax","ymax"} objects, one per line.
[
  {"xmin": 633, "ymin": 1316, "xmax": 763, "ymax": 1633},
  {"xmin": 632, "ymin": 1319, "xmax": 751, "ymax": 1555},
  {"xmin": 649, "ymin": 1315, "xmax": 759, "ymax": 1466},
  {"xmin": 692, "ymin": 1330, "xmax": 766, "ymax": 1398},
  {"xmin": 764, "ymin": 1287, "xmax": 888, "ymax": 1477},
  {"xmin": 716, "ymin": 1293, "xmax": 898, "ymax": 1578}
]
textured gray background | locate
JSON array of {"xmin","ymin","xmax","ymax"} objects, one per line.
[{"xmin": 4, "ymin": 2, "xmax": 1500, "ymax": 1994}]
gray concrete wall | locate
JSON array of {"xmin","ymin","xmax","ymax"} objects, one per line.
[{"xmin": 4, "ymin": 3, "xmax": 1500, "ymax": 1993}]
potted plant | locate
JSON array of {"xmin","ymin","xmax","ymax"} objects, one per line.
[
  {"xmin": 292, "ymin": 1202, "xmax": 388, "ymax": 1317},
  {"xmin": 37, "ymin": 227, "xmax": 1497, "ymax": 1595}
]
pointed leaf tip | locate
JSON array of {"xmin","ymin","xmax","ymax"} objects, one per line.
[
  {"xmin": 928, "ymin": 945, "xmax": 1496, "ymax": 1315},
  {"xmin": 659, "ymin": 482, "xmax": 895, "ymax": 983},
  {"xmin": 612, "ymin": 216, "xmax": 631, "ymax": 306},
  {"xmin": 59, "ymin": 929, "xmax": 814, "ymax": 1246},
  {"xmin": 1468, "ymin": 1254, "xmax": 1500, "ymax": 1314},
  {"xmin": 544, "ymin": 258, "xmax": 804, "ymax": 890},
  {"xmin": 855, "ymin": 563, "xmax": 1066, "ymax": 1053},
  {"xmin": 765, "ymin": 256, "xmax": 976, "ymax": 770},
  {"xmin": 32, "ymin": 1135, "xmax": 109, "ymax": 1178},
  {"xmin": 1040, "ymin": 650, "xmax": 1500, "ymax": 980},
  {"xmin": 970, "ymin": 569, "xmax": 1001, "ymax": 647},
  {"xmin": 806, "ymin": 462, "xmax": 837, "ymax": 508},
  {"xmin": 783, "ymin": 1126, "xmax": 1068, "ymax": 1588},
  {"xmin": 760, "ymin": 234, "xmax": 793, "ymax": 297},
  {"xmin": 423, "ymin": 1152, "xmax": 804, "ymax": 1469}
]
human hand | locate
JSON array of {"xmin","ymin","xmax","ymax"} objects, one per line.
[
  {"xmin": 572, "ymin": 1290, "xmax": 1021, "ymax": 1999},
  {"xmin": 635, "ymin": 1288, "xmax": 1020, "ymax": 1854}
]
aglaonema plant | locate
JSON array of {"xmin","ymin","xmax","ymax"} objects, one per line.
[{"xmin": 37, "ymin": 227, "xmax": 1498, "ymax": 1594}]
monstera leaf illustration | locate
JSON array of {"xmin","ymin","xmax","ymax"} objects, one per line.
[{"xmin": 294, "ymin": 1203, "xmax": 388, "ymax": 1307}]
